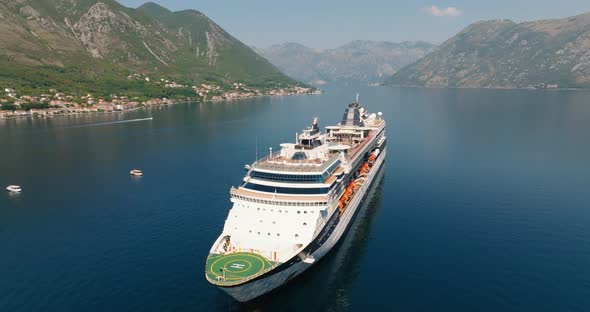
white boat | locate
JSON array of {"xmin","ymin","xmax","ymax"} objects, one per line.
[
  {"xmin": 6, "ymin": 185, "xmax": 22, "ymax": 193},
  {"xmin": 205, "ymin": 100, "xmax": 387, "ymax": 302},
  {"xmin": 130, "ymin": 169, "xmax": 143, "ymax": 176}
]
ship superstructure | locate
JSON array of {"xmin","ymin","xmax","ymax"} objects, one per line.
[{"xmin": 205, "ymin": 101, "xmax": 387, "ymax": 302}]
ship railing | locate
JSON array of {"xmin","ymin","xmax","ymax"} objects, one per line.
[
  {"xmin": 208, "ymin": 261, "xmax": 281, "ymax": 286},
  {"xmin": 347, "ymin": 132, "xmax": 374, "ymax": 159},
  {"xmin": 230, "ymin": 188, "xmax": 330, "ymax": 207},
  {"xmin": 252, "ymin": 153, "xmax": 340, "ymax": 173}
]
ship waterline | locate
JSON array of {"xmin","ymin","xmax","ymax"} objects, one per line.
[{"xmin": 205, "ymin": 101, "xmax": 387, "ymax": 302}]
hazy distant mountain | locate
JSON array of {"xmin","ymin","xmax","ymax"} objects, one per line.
[
  {"xmin": 255, "ymin": 41, "xmax": 435, "ymax": 85},
  {"xmin": 387, "ymin": 12, "xmax": 590, "ymax": 88},
  {"xmin": 0, "ymin": 0, "xmax": 296, "ymax": 95}
]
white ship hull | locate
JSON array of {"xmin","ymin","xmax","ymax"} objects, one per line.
[{"xmin": 218, "ymin": 148, "xmax": 387, "ymax": 302}]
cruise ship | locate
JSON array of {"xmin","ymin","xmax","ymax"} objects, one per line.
[{"xmin": 205, "ymin": 100, "xmax": 387, "ymax": 302}]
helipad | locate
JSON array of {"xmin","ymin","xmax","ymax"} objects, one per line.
[{"xmin": 206, "ymin": 252, "xmax": 277, "ymax": 286}]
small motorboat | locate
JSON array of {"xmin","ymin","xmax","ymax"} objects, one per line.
[
  {"xmin": 130, "ymin": 169, "xmax": 143, "ymax": 176},
  {"xmin": 6, "ymin": 185, "xmax": 22, "ymax": 193}
]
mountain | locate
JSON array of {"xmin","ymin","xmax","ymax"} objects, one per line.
[
  {"xmin": 386, "ymin": 12, "xmax": 590, "ymax": 89},
  {"xmin": 0, "ymin": 0, "xmax": 298, "ymax": 97},
  {"xmin": 255, "ymin": 41, "xmax": 435, "ymax": 85}
]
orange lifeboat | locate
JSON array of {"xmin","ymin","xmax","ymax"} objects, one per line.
[
  {"xmin": 339, "ymin": 180, "xmax": 359, "ymax": 214},
  {"xmin": 346, "ymin": 181, "xmax": 355, "ymax": 192},
  {"xmin": 359, "ymin": 162, "xmax": 369, "ymax": 174}
]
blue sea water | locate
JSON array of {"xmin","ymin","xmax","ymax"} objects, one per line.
[{"xmin": 1, "ymin": 86, "xmax": 589, "ymax": 311}]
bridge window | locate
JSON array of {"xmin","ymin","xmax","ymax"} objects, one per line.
[
  {"xmin": 303, "ymin": 222, "xmax": 307, "ymax": 226},
  {"xmin": 295, "ymin": 234, "xmax": 299, "ymax": 238},
  {"xmin": 249, "ymin": 171, "xmax": 324, "ymax": 183},
  {"xmin": 243, "ymin": 183, "xmax": 329, "ymax": 195},
  {"xmin": 248, "ymin": 161, "xmax": 343, "ymax": 183}
]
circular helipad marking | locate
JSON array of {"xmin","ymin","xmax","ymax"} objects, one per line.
[
  {"xmin": 208, "ymin": 253, "xmax": 270, "ymax": 280},
  {"xmin": 224, "ymin": 260, "xmax": 252, "ymax": 274}
]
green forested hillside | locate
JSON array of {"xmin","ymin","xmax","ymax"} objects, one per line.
[{"xmin": 0, "ymin": 0, "xmax": 298, "ymax": 97}]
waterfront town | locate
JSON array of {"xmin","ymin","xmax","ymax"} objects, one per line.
[{"xmin": 0, "ymin": 79, "xmax": 320, "ymax": 119}]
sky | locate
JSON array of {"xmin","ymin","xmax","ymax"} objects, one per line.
[{"xmin": 118, "ymin": 0, "xmax": 590, "ymax": 49}]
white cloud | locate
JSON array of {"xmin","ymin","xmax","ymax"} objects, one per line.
[{"xmin": 422, "ymin": 6, "xmax": 462, "ymax": 17}]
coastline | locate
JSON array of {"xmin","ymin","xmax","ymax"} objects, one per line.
[
  {"xmin": 0, "ymin": 89, "xmax": 323, "ymax": 121},
  {"xmin": 382, "ymin": 84, "xmax": 590, "ymax": 91},
  {"xmin": 0, "ymin": 87, "xmax": 322, "ymax": 120}
]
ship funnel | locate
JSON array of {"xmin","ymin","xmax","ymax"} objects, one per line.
[{"xmin": 311, "ymin": 117, "xmax": 319, "ymax": 132}]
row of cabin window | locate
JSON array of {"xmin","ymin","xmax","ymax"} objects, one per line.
[
  {"xmin": 239, "ymin": 220, "xmax": 307, "ymax": 230},
  {"xmin": 234, "ymin": 203, "xmax": 316, "ymax": 215},
  {"xmin": 255, "ymin": 207, "xmax": 313, "ymax": 214},
  {"xmin": 232, "ymin": 195, "xmax": 327, "ymax": 207},
  {"xmin": 240, "ymin": 229, "xmax": 306, "ymax": 238},
  {"xmin": 253, "ymin": 219, "xmax": 308, "ymax": 226}
]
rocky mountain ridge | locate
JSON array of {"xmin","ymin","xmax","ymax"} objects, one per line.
[
  {"xmin": 386, "ymin": 12, "xmax": 590, "ymax": 88},
  {"xmin": 256, "ymin": 40, "xmax": 435, "ymax": 85}
]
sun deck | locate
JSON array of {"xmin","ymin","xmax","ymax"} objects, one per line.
[
  {"xmin": 252, "ymin": 153, "xmax": 339, "ymax": 173},
  {"xmin": 206, "ymin": 252, "xmax": 278, "ymax": 286}
]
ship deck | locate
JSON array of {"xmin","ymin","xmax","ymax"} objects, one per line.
[
  {"xmin": 231, "ymin": 187, "xmax": 328, "ymax": 202},
  {"xmin": 206, "ymin": 252, "xmax": 278, "ymax": 286}
]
